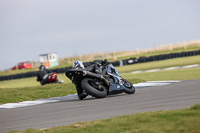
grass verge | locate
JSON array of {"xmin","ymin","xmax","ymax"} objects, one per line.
[
  {"xmin": 8, "ymin": 104, "xmax": 200, "ymax": 133},
  {"xmin": 0, "ymin": 83, "xmax": 76, "ymax": 104},
  {"xmin": 0, "ymin": 77, "xmax": 143, "ymax": 105},
  {"xmin": 116, "ymin": 55, "xmax": 200, "ymax": 73},
  {"xmin": 121, "ymin": 67, "xmax": 200, "ymax": 81}
]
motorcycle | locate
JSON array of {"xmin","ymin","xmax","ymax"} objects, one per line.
[
  {"xmin": 40, "ymin": 72, "xmax": 62, "ymax": 85},
  {"xmin": 65, "ymin": 63, "xmax": 135, "ymax": 98},
  {"xmin": 48, "ymin": 72, "xmax": 58, "ymax": 83}
]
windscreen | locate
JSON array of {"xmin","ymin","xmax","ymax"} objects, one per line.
[{"xmin": 107, "ymin": 64, "xmax": 119, "ymax": 76}]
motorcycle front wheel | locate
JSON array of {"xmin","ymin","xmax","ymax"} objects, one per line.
[
  {"xmin": 122, "ymin": 79, "xmax": 135, "ymax": 94},
  {"xmin": 81, "ymin": 78, "xmax": 107, "ymax": 98}
]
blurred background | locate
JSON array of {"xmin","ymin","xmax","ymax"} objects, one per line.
[{"xmin": 0, "ymin": 0, "xmax": 200, "ymax": 71}]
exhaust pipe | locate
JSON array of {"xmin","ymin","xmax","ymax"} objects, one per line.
[
  {"xmin": 83, "ymin": 71, "xmax": 109, "ymax": 86},
  {"xmin": 83, "ymin": 71, "xmax": 102, "ymax": 79}
]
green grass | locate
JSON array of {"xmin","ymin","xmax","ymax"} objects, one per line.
[
  {"xmin": 0, "ymin": 78, "xmax": 143, "ymax": 105},
  {"xmin": 121, "ymin": 67, "xmax": 200, "ymax": 81},
  {"xmin": 8, "ymin": 104, "xmax": 200, "ymax": 133},
  {"xmin": 116, "ymin": 55, "xmax": 200, "ymax": 73},
  {"xmin": 0, "ymin": 83, "xmax": 76, "ymax": 104},
  {"xmin": 0, "ymin": 73, "xmax": 74, "ymax": 104}
]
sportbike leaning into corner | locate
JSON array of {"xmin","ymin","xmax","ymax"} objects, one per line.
[{"xmin": 65, "ymin": 59, "xmax": 135, "ymax": 100}]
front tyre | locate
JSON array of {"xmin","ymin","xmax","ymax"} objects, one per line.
[
  {"xmin": 81, "ymin": 78, "xmax": 107, "ymax": 98},
  {"xmin": 122, "ymin": 79, "xmax": 135, "ymax": 94}
]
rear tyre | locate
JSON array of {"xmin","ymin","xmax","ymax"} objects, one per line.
[
  {"xmin": 81, "ymin": 78, "xmax": 107, "ymax": 98},
  {"xmin": 122, "ymin": 79, "xmax": 135, "ymax": 94}
]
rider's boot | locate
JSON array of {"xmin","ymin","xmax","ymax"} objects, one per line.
[{"xmin": 78, "ymin": 92, "xmax": 88, "ymax": 100}]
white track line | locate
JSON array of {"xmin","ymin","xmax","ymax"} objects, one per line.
[
  {"xmin": 134, "ymin": 81, "xmax": 179, "ymax": 88},
  {"xmin": 0, "ymin": 81, "xmax": 179, "ymax": 109},
  {"xmin": 132, "ymin": 64, "xmax": 200, "ymax": 74}
]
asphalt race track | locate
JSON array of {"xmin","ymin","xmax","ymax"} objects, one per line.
[{"xmin": 0, "ymin": 79, "xmax": 200, "ymax": 132}]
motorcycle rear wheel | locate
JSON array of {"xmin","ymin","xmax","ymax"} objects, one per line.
[
  {"xmin": 122, "ymin": 79, "xmax": 135, "ymax": 94},
  {"xmin": 81, "ymin": 78, "xmax": 107, "ymax": 98}
]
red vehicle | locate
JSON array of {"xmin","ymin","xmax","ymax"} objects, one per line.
[{"xmin": 12, "ymin": 61, "xmax": 32, "ymax": 70}]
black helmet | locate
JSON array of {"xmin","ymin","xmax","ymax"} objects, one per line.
[
  {"xmin": 39, "ymin": 65, "xmax": 45, "ymax": 70},
  {"xmin": 102, "ymin": 59, "xmax": 107, "ymax": 64}
]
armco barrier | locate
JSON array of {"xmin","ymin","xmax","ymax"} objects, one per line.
[{"xmin": 0, "ymin": 49, "xmax": 200, "ymax": 81}]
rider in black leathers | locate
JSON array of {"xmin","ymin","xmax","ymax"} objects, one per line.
[
  {"xmin": 37, "ymin": 65, "xmax": 58, "ymax": 85},
  {"xmin": 73, "ymin": 59, "xmax": 108, "ymax": 100}
]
